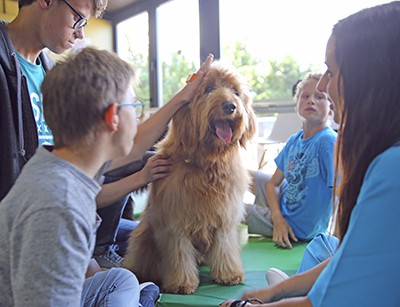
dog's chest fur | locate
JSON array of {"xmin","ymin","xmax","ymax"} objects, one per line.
[{"xmin": 151, "ymin": 155, "xmax": 247, "ymax": 240}]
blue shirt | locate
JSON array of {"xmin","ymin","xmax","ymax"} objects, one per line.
[
  {"xmin": 16, "ymin": 53, "xmax": 53, "ymax": 145},
  {"xmin": 275, "ymin": 127, "xmax": 337, "ymax": 240},
  {"xmin": 309, "ymin": 144, "xmax": 400, "ymax": 306}
]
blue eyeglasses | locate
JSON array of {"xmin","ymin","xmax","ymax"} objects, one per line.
[
  {"xmin": 116, "ymin": 101, "xmax": 145, "ymax": 116},
  {"xmin": 61, "ymin": 0, "xmax": 88, "ymax": 29}
]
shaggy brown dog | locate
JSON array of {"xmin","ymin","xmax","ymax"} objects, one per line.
[{"xmin": 123, "ymin": 61, "xmax": 257, "ymax": 294}]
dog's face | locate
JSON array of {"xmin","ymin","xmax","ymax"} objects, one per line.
[{"xmin": 171, "ymin": 61, "xmax": 257, "ymax": 156}]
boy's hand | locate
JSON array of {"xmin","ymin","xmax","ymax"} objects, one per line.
[
  {"xmin": 272, "ymin": 216, "xmax": 298, "ymax": 249},
  {"xmin": 173, "ymin": 54, "xmax": 214, "ymax": 105},
  {"xmin": 139, "ymin": 154, "xmax": 172, "ymax": 185}
]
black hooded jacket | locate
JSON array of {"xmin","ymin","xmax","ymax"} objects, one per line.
[{"xmin": 0, "ymin": 21, "xmax": 54, "ymax": 200}]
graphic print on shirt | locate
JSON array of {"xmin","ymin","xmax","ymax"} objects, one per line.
[
  {"xmin": 282, "ymin": 146, "xmax": 320, "ymax": 211},
  {"xmin": 30, "ymin": 92, "xmax": 53, "ymax": 145}
]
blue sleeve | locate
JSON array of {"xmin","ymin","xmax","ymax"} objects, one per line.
[
  {"xmin": 274, "ymin": 133, "xmax": 298, "ymax": 172},
  {"xmin": 309, "ymin": 145, "xmax": 400, "ymax": 306}
]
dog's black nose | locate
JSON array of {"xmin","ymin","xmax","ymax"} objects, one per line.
[{"xmin": 222, "ymin": 101, "xmax": 236, "ymax": 114}]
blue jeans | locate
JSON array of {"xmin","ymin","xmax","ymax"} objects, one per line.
[
  {"xmin": 116, "ymin": 218, "xmax": 139, "ymax": 256},
  {"xmin": 81, "ymin": 268, "xmax": 139, "ymax": 307},
  {"xmin": 296, "ymin": 233, "xmax": 339, "ymax": 273}
]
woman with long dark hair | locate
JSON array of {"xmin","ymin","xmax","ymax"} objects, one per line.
[{"xmin": 221, "ymin": 1, "xmax": 400, "ymax": 306}]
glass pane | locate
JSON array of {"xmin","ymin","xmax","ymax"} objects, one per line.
[
  {"xmin": 157, "ymin": 0, "xmax": 199, "ymax": 105},
  {"xmin": 116, "ymin": 12, "xmax": 150, "ymax": 109},
  {"xmin": 220, "ymin": 0, "xmax": 392, "ymax": 114}
]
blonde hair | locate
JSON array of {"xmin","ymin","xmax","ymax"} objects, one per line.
[
  {"xmin": 42, "ymin": 47, "xmax": 135, "ymax": 148},
  {"xmin": 293, "ymin": 72, "xmax": 323, "ymax": 103}
]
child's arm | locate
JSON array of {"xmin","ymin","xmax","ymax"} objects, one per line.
[
  {"xmin": 266, "ymin": 169, "xmax": 298, "ymax": 249},
  {"xmin": 244, "ymin": 259, "xmax": 329, "ymax": 303},
  {"xmin": 220, "ymin": 259, "xmax": 330, "ymax": 306},
  {"xmin": 96, "ymin": 155, "xmax": 172, "ymax": 208}
]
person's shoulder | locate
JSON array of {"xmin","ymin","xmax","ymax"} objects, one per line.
[
  {"xmin": 360, "ymin": 144, "xmax": 400, "ymax": 187},
  {"xmin": 0, "ymin": 21, "xmax": 16, "ymax": 72},
  {"xmin": 0, "ymin": 21, "xmax": 11, "ymax": 50},
  {"xmin": 316, "ymin": 127, "xmax": 337, "ymax": 143},
  {"xmin": 15, "ymin": 148, "xmax": 87, "ymax": 197},
  {"xmin": 369, "ymin": 143, "xmax": 400, "ymax": 171},
  {"xmin": 321, "ymin": 126, "xmax": 337, "ymax": 137},
  {"xmin": 286, "ymin": 129, "xmax": 303, "ymax": 143}
]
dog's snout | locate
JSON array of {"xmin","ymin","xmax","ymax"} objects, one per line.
[{"xmin": 222, "ymin": 101, "xmax": 237, "ymax": 115}]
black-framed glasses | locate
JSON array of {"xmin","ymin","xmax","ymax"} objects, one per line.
[
  {"xmin": 61, "ymin": 0, "xmax": 88, "ymax": 29},
  {"xmin": 116, "ymin": 101, "xmax": 145, "ymax": 116}
]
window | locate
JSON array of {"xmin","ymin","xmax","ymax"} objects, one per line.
[
  {"xmin": 219, "ymin": 0, "xmax": 392, "ymax": 110},
  {"xmin": 116, "ymin": 12, "xmax": 150, "ymax": 108},
  {"xmin": 157, "ymin": 0, "xmax": 199, "ymax": 104}
]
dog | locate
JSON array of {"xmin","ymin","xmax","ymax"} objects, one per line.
[{"xmin": 123, "ymin": 61, "xmax": 257, "ymax": 294}]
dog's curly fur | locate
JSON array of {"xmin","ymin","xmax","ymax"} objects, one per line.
[{"xmin": 123, "ymin": 61, "xmax": 257, "ymax": 294}]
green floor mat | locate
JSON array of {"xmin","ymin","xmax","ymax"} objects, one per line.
[{"xmin": 157, "ymin": 235, "xmax": 307, "ymax": 307}]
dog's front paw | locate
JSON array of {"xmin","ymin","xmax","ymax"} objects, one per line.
[
  {"xmin": 163, "ymin": 282, "xmax": 198, "ymax": 295},
  {"xmin": 213, "ymin": 271, "xmax": 244, "ymax": 285}
]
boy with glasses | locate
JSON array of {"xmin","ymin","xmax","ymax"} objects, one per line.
[{"xmin": 0, "ymin": 46, "xmax": 145, "ymax": 307}]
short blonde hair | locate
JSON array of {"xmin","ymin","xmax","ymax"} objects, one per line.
[
  {"xmin": 293, "ymin": 72, "xmax": 323, "ymax": 103},
  {"xmin": 42, "ymin": 47, "xmax": 135, "ymax": 148}
]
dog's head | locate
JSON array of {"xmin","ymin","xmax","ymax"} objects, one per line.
[{"xmin": 168, "ymin": 61, "xmax": 257, "ymax": 157}]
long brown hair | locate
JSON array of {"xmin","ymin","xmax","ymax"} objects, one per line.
[{"xmin": 333, "ymin": 1, "xmax": 400, "ymax": 240}]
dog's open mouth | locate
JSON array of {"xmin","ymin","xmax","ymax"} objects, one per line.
[{"xmin": 213, "ymin": 120, "xmax": 234, "ymax": 143}]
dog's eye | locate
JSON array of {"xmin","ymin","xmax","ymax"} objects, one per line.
[
  {"xmin": 205, "ymin": 85, "xmax": 214, "ymax": 94},
  {"xmin": 232, "ymin": 88, "xmax": 240, "ymax": 96}
]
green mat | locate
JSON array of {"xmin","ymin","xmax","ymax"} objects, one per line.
[{"xmin": 157, "ymin": 235, "xmax": 307, "ymax": 307}]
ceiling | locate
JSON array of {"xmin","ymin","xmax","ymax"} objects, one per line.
[{"xmin": 106, "ymin": 0, "xmax": 139, "ymax": 13}]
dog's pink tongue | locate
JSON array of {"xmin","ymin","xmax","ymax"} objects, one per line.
[{"xmin": 216, "ymin": 122, "xmax": 232, "ymax": 143}]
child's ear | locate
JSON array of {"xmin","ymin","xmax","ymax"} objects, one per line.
[
  {"xmin": 329, "ymin": 102, "xmax": 334, "ymax": 116},
  {"xmin": 104, "ymin": 104, "xmax": 119, "ymax": 131},
  {"xmin": 294, "ymin": 103, "xmax": 299, "ymax": 114}
]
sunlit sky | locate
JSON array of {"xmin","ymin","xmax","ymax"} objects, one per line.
[
  {"xmin": 118, "ymin": 0, "xmax": 392, "ymax": 70},
  {"xmin": 219, "ymin": 0, "xmax": 392, "ymax": 68}
]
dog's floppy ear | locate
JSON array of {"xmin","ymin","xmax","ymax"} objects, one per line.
[
  {"xmin": 169, "ymin": 105, "xmax": 197, "ymax": 154},
  {"xmin": 239, "ymin": 92, "xmax": 257, "ymax": 148}
]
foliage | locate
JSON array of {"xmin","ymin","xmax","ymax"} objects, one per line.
[
  {"xmin": 264, "ymin": 56, "xmax": 311, "ymax": 99},
  {"xmin": 223, "ymin": 40, "xmax": 312, "ymax": 101},
  {"xmin": 161, "ymin": 51, "xmax": 196, "ymax": 103},
  {"xmin": 122, "ymin": 33, "xmax": 150, "ymax": 106},
  {"xmin": 123, "ymin": 36, "xmax": 314, "ymax": 108}
]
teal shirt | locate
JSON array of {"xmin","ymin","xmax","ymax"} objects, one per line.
[{"xmin": 16, "ymin": 53, "xmax": 53, "ymax": 145}]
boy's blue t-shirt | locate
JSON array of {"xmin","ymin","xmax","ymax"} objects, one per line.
[
  {"xmin": 16, "ymin": 53, "xmax": 53, "ymax": 145},
  {"xmin": 309, "ymin": 144, "xmax": 400, "ymax": 306},
  {"xmin": 274, "ymin": 126, "xmax": 337, "ymax": 240}
]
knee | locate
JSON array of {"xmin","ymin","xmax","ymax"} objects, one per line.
[{"xmin": 109, "ymin": 268, "xmax": 139, "ymax": 290}]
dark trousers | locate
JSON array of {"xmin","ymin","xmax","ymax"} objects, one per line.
[{"xmin": 95, "ymin": 152, "xmax": 155, "ymax": 256}]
